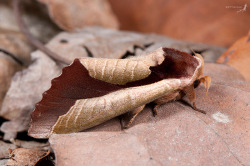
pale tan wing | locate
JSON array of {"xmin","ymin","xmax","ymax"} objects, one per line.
[
  {"xmin": 79, "ymin": 58, "xmax": 150, "ymax": 85},
  {"xmin": 52, "ymin": 79, "xmax": 182, "ymax": 134},
  {"xmin": 129, "ymin": 47, "xmax": 165, "ymax": 66},
  {"xmin": 79, "ymin": 47, "xmax": 166, "ymax": 85}
]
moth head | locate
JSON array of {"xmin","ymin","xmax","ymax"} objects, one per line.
[{"xmin": 193, "ymin": 53, "xmax": 211, "ymax": 94}]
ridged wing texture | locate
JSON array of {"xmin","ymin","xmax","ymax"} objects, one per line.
[
  {"xmin": 80, "ymin": 58, "xmax": 151, "ymax": 85},
  {"xmin": 28, "ymin": 48, "xmax": 200, "ymax": 138},
  {"xmin": 52, "ymin": 79, "xmax": 181, "ymax": 134},
  {"xmin": 28, "ymin": 59, "xmax": 122, "ymax": 138}
]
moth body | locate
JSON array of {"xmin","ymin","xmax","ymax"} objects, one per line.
[{"xmin": 28, "ymin": 47, "xmax": 211, "ymax": 138}]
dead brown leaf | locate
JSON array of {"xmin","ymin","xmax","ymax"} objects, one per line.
[
  {"xmin": 0, "ymin": 0, "xmax": 59, "ymax": 43},
  {"xmin": 10, "ymin": 140, "xmax": 49, "ymax": 151},
  {"xmin": 0, "ymin": 159, "xmax": 8, "ymax": 165},
  {"xmin": 0, "ymin": 140, "xmax": 49, "ymax": 160},
  {"xmin": 109, "ymin": 0, "xmax": 250, "ymax": 47},
  {"xmin": 0, "ymin": 141, "xmax": 15, "ymax": 159},
  {"xmin": 39, "ymin": 0, "xmax": 119, "ymax": 31},
  {"xmin": 217, "ymin": 32, "xmax": 250, "ymax": 81},
  {"xmin": 1, "ymin": 110, "xmax": 30, "ymax": 140},
  {"xmin": 0, "ymin": 1, "xmax": 61, "ymax": 114},
  {"xmin": 7, "ymin": 148, "xmax": 51, "ymax": 166},
  {"xmin": 0, "ymin": 51, "xmax": 61, "ymax": 121},
  {"xmin": 47, "ymin": 27, "xmax": 225, "ymax": 60},
  {"xmin": 0, "ymin": 54, "xmax": 21, "ymax": 111},
  {"xmin": 0, "ymin": 33, "xmax": 32, "ymax": 65}
]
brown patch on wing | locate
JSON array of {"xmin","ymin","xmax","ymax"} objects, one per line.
[
  {"xmin": 29, "ymin": 59, "xmax": 121, "ymax": 137},
  {"xmin": 127, "ymin": 48, "xmax": 199, "ymax": 86},
  {"xmin": 161, "ymin": 48, "xmax": 199, "ymax": 78}
]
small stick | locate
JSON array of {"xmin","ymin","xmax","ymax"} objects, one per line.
[{"xmin": 12, "ymin": 0, "xmax": 71, "ymax": 65}]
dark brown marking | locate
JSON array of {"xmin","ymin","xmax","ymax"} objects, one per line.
[
  {"xmin": 60, "ymin": 39, "xmax": 68, "ymax": 43},
  {"xmin": 0, "ymin": 48, "xmax": 23, "ymax": 65},
  {"xmin": 83, "ymin": 46, "xmax": 94, "ymax": 57}
]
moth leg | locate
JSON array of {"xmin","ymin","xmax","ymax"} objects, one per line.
[
  {"xmin": 153, "ymin": 92, "xmax": 181, "ymax": 116},
  {"xmin": 183, "ymin": 85, "xmax": 206, "ymax": 114},
  {"xmin": 199, "ymin": 76, "xmax": 211, "ymax": 95},
  {"xmin": 124, "ymin": 105, "xmax": 146, "ymax": 128},
  {"xmin": 152, "ymin": 104, "xmax": 159, "ymax": 117}
]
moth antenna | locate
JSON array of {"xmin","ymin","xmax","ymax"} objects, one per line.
[{"xmin": 189, "ymin": 48, "xmax": 197, "ymax": 56}]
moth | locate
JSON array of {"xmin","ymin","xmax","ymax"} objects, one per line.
[{"xmin": 28, "ymin": 47, "xmax": 211, "ymax": 138}]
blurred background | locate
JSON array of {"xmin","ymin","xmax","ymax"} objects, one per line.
[
  {"xmin": 0, "ymin": 0, "xmax": 249, "ymax": 165},
  {"xmin": 1, "ymin": 0, "xmax": 249, "ymax": 46},
  {"xmin": 109, "ymin": 0, "xmax": 250, "ymax": 47}
]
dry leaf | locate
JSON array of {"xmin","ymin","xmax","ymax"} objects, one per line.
[
  {"xmin": 0, "ymin": 33, "xmax": 32, "ymax": 65},
  {"xmin": 0, "ymin": 31, "xmax": 33, "ymax": 113},
  {"xmin": 0, "ymin": 159, "xmax": 8, "ymax": 165},
  {"xmin": 39, "ymin": 0, "xmax": 119, "ymax": 31},
  {"xmin": 0, "ymin": 140, "xmax": 49, "ymax": 159},
  {"xmin": 0, "ymin": 51, "xmax": 61, "ymax": 121},
  {"xmin": 1, "ymin": 109, "xmax": 30, "ymax": 140},
  {"xmin": 109, "ymin": 0, "xmax": 250, "ymax": 46},
  {"xmin": 0, "ymin": 0, "xmax": 59, "ymax": 43},
  {"xmin": 46, "ymin": 27, "xmax": 160, "ymax": 60},
  {"xmin": 0, "ymin": 53, "xmax": 21, "ymax": 110},
  {"xmin": 0, "ymin": 141, "xmax": 15, "ymax": 159},
  {"xmin": 46, "ymin": 27, "xmax": 225, "ymax": 61},
  {"xmin": 49, "ymin": 63, "xmax": 249, "ymax": 165},
  {"xmin": 7, "ymin": 148, "xmax": 52, "ymax": 166},
  {"xmin": 10, "ymin": 140, "xmax": 49, "ymax": 151},
  {"xmin": 217, "ymin": 32, "xmax": 250, "ymax": 81}
]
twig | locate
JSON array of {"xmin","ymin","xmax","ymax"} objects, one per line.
[{"xmin": 12, "ymin": 0, "xmax": 71, "ymax": 65}]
